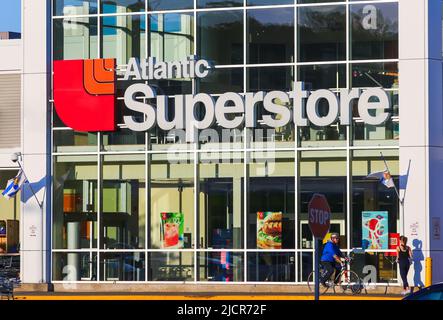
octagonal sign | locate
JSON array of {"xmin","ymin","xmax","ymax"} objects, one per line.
[{"xmin": 308, "ymin": 194, "xmax": 331, "ymax": 239}]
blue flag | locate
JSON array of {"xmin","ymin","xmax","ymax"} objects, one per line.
[
  {"xmin": 2, "ymin": 169, "xmax": 27, "ymax": 199},
  {"xmin": 367, "ymin": 170, "xmax": 395, "ymax": 188}
]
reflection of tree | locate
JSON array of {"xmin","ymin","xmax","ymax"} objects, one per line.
[
  {"xmin": 298, "ymin": 8, "xmax": 346, "ymax": 61},
  {"xmin": 197, "ymin": 0, "xmax": 242, "ymax": 7},
  {"xmin": 247, "ymin": 16, "xmax": 294, "ymax": 63},
  {"xmin": 351, "ymin": 10, "xmax": 398, "ymax": 40},
  {"xmin": 299, "ymin": 9, "xmax": 346, "ymax": 34},
  {"xmin": 199, "ymin": 13, "xmax": 243, "ymax": 64},
  {"xmin": 351, "ymin": 7, "xmax": 398, "ymax": 59}
]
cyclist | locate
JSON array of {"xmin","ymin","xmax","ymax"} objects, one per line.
[{"xmin": 320, "ymin": 233, "xmax": 348, "ymax": 287}]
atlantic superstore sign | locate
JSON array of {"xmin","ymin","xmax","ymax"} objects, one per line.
[{"xmin": 53, "ymin": 56, "xmax": 391, "ymax": 142}]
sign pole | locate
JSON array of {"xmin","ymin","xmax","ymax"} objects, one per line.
[
  {"xmin": 308, "ymin": 193, "xmax": 331, "ymax": 301},
  {"xmin": 314, "ymin": 237, "xmax": 320, "ymax": 301}
]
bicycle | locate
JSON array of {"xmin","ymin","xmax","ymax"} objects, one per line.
[
  {"xmin": 307, "ymin": 254, "xmax": 364, "ymax": 295},
  {"xmin": 0, "ymin": 276, "xmax": 21, "ymax": 300}
]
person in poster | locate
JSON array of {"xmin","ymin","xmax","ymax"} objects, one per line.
[
  {"xmin": 362, "ymin": 211, "xmax": 389, "ymax": 250},
  {"xmin": 160, "ymin": 212, "xmax": 184, "ymax": 249},
  {"xmin": 257, "ymin": 212, "xmax": 282, "ymax": 249}
]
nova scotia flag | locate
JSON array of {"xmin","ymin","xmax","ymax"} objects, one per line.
[
  {"xmin": 367, "ymin": 170, "xmax": 395, "ymax": 189},
  {"xmin": 2, "ymin": 169, "xmax": 27, "ymax": 199}
]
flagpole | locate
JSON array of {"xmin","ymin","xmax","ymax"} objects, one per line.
[
  {"xmin": 380, "ymin": 152, "xmax": 405, "ymax": 236},
  {"xmin": 16, "ymin": 161, "xmax": 43, "ymax": 209}
]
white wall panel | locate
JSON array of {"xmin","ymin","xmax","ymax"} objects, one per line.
[{"xmin": 20, "ymin": 0, "xmax": 50, "ymax": 284}]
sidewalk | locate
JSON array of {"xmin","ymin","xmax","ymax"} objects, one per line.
[
  {"xmin": 12, "ymin": 292, "xmax": 402, "ymax": 300},
  {"xmin": 12, "ymin": 283, "xmax": 404, "ymax": 300}
]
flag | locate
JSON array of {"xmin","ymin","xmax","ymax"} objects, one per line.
[
  {"xmin": 2, "ymin": 169, "xmax": 27, "ymax": 199},
  {"xmin": 367, "ymin": 170, "xmax": 395, "ymax": 188}
]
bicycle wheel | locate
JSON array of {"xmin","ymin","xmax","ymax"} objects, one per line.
[
  {"xmin": 307, "ymin": 271, "xmax": 330, "ymax": 294},
  {"xmin": 338, "ymin": 270, "xmax": 363, "ymax": 294}
]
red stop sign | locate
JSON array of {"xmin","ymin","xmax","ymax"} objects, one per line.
[{"xmin": 308, "ymin": 194, "xmax": 331, "ymax": 239}]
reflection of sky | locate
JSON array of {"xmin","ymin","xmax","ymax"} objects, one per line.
[
  {"xmin": 0, "ymin": 0, "xmax": 21, "ymax": 33},
  {"xmin": 248, "ymin": 8, "xmax": 294, "ymax": 26}
]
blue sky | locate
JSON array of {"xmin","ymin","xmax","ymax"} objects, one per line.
[{"xmin": 0, "ymin": 0, "xmax": 21, "ymax": 33}]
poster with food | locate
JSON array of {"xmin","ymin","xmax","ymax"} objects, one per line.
[
  {"xmin": 362, "ymin": 211, "xmax": 388, "ymax": 250},
  {"xmin": 257, "ymin": 212, "xmax": 282, "ymax": 249},
  {"xmin": 160, "ymin": 212, "xmax": 184, "ymax": 249}
]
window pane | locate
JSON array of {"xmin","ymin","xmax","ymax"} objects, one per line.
[
  {"xmin": 150, "ymin": 13, "xmax": 194, "ymax": 62},
  {"xmin": 247, "ymin": 8, "xmax": 294, "ymax": 64},
  {"xmin": 148, "ymin": 97, "xmax": 193, "ymax": 152},
  {"xmin": 298, "ymin": 252, "xmax": 313, "ymax": 282},
  {"xmin": 351, "ymin": 149, "xmax": 399, "ymax": 249},
  {"xmin": 197, "ymin": 68, "xmax": 243, "ymax": 94},
  {"xmin": 351, "ymin": 2, "xmax": 398, "ymax": 60},
  {"xmin": 53, "ymin": 130, "xmax": 98, "ymax": 153},
  {"xmin": 299, "ymin": 151, "xmax": 347, "ymax": 249},
  {"xmin": 248, "ymin": 66, "xmax": 293, "ymax": 92},
  {"xmin": 247, "ymin": 66, "xmax": 295, "ymax": 148},
  {"xmin": 350, "ymin": 252, "xmax": 398, "ymax": 285},
  {"xmin": 101, "ymin": 0, "xmax": 145, "ymax": 14},
  {"xmin": 53, "ymin": 252, "xmax": 97, "ymax": 281},
  {"xmin": 198, "ymin": 10, "xmax": 243, "ymax": 65},
  {"xmin": 248, "ymin": 152, "xmax": 295, "ymax": 249},
  {"xmin": 148, "ymin": 252, "xmax": 194, "ymax": 281},
  {"xmin": 150, "ymin": 153, "xmax": 194, "ymax": 249},
  {"xmin": 299, "ymin": 0, "xmax": 342, "ymax": 3},
  {"xmin": 198, "ymin": 0, "xmax": 242, "ymax": 8},
  {"xmin": 351, "ymin": 62, "xmax": 398, "ymax": 89},
  {"xmin": 54, "ymin": 0, "xmax": 97, "ymax": 16},
  {"xmin": 53, "ymin": 17, "xmax": 98, "ymax": 60},
  {"xmin": 247, "ymin": 0, "xmax": 293, "ymax": 6},
  {"xmin": 197, "ymin": 109, "xmax": 245, "ymax": 151},
  {"xmin": 198, "ymin": 252, "xmax": 244, "ymax": 281},
  {"xmin": 148, "ymin": 0, "xmax": 193, "ymax": 11},
  {"xmin": 53, "ymin": 155, "xmax": 98, "ymax": 250},
  {"xmin": 299, "ymin": 93, "xmax": 347, "ymax": 148},
  {"xmin": 101, "ymin": 127, "xmax": 146, "ymax": 152},
  {"xmin": 352, "ymin": 91, "xmax": 399, "ymax": 146},
  {"xmin": 298, "ymin": 5, "xmax": 346, "ymax": 62},
  {"xmin": 199, "ymin": 153, "xmax": 244, "ymax": 249},
  {"xmin": 101, "ymin": 14, "xmax": 146, "ymax": 65},
  {"xmin": 101, "ymin": 154, "xmax": 146, "ymax": 249},
  {"xmin": 298, "ymin": 64, "xmax": 346, "ymax": 90},
  {"xmin": 100, "ymin": 252, "xmax": 145, "ymax": 281},
  {"xmin": 247, "ymin": 252, "xmax": 295, "ymax": 282}
]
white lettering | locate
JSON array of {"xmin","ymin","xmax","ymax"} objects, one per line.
[
  {"xmin": 214, "ymin": 93, "xmax": 245, "ymax": 129},
  {"xmin": 123, "ymin": 58, "xmax": 142, "ymax": 80},
  {"xmin": 358, "ymin": 88, "xmax": 390, "ymax": 125},
  {"xmin": 118, "ymin": 71, "xmax": 391, "ymax": 142},
  {"xmin": 362, "ymin": 5, "xmax": 377, "ymax": 30},
  {"xmin": 262, "ymin": 91, "xmax": 291, "ymax": 127},
  {"xmin": 123, "ymin": 83, "xmax": 156, "ymax": 131},
  {"xmin": 306, "ymin": 90, "xmax": 339, "ymax": 127},
  {"xmin": 185, "ymin": 93, "xmax": 216, "ymax": 142}
]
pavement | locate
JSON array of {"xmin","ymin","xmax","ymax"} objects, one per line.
[{"xmin": 11, "ymin": 292, "xmax": 402, "ymax": 300}]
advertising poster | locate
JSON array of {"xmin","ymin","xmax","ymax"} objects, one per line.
[
  {"xmin": 160, "ymin": 212, "xmax": 184, "ymax": 249},
  {"xmin": 387, "ymin": 233, "xmax": 400, "ymax": 256},
  {"xmin": 362, "ymin": 211, "xmax": 389, "ymax": 250},
  {"xmin": 257, "ymin": 212, "xmax": 282, "ymax": 249}
]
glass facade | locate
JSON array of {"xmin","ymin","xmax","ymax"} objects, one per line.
[{"xmin": 52, "ymin": 0, "xmax": 400, "ymax": 284}]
